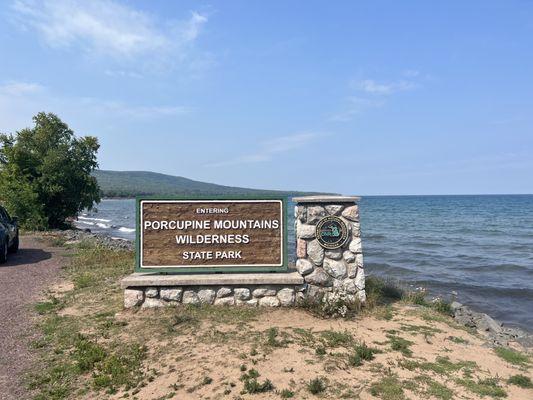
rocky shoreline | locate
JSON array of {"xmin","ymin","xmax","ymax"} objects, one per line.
[{"xmin": 60, "ymin": 228, "xmax": 532, "ymax": 348}]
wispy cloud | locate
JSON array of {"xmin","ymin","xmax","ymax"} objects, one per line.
[
  {"xmin": 10, "ymin": 0, "xmax": 209, "ymax": 70},
  {"xmin": 0, "ymin": 80, "xmax": 45, "ymax": 96},
  {"xmin": 206, "ymin": 132, "xmax": 324, "ymax": 167},
  {"xmin": 351, "ymin": 79, "xmax": 416, "ymax": 95},
  {"xmin": 329, "ymin": 96, "xmax": 384, "ymax": 122}
]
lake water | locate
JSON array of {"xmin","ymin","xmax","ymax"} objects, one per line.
[{"xmin": 76, "ymin": 195, "xmax": 533, "ymax": 331}]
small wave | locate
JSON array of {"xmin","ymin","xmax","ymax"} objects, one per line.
[
  {"xmin": 118, "ymin": 227, "xmax": 135, "ymax": 233},
  {"xmin": 76, "ymin": 220, "xmax": 95, "ymax": 226},
  {"xmin": 78, "ymin": 216, "xmax": 111, "ymax": 223},
  {"xmin": 96, "ymin": 223, "xmax": 111, "ymax": 229}
]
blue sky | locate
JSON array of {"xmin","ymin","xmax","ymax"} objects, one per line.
[{"xmin": 0, "ymin": 1, "xmax": 532, "ymax": 195}]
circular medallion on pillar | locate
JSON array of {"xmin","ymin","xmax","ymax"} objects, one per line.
[{"xmin": 315, "ymin": 216, "xmax": 348, "ymax": 249}]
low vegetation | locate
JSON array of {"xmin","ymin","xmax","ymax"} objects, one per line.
[{"xmin": 25, "ymin": 234, "xmax": 533, "ymax": 400}]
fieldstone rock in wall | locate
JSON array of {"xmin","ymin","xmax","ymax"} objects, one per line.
[
  {"xmin": 124, "ymin": 289, "xmax": 144, "ymax": 308},
  {"xmin": 182, "ymin": 290, "xmax": 200, "ymax": 305},
  {"xmin": 145, "ymin": 287, "xmax": 158, "ymax": 298},
  {"xmin": 252, "ymin": 287, "xmax": 277, "ymax": 297},
  {"xmin": 342, "ymin": 279, "xmax": 357, "ymax": 294},
  {"xmin": 323, "ymin": 258, "xmax": 347, "ymax": 279},
  {"xmin": 347, "ymin": 262, "xmax": 358, "ymax": 279},
  {"xmin": 234, "ymin": 288, "xmax": 251, "ymax": 301},
  {"xmin": 295, "ymin": 205, "xmax": 307, "ymax": 222},
  {"xmin": 259, "ymin": 296, "xmax": 280, "ymax": 307},
  {"xmin": 197, "ymin": 289, "xmax": 216, "ymax": 304},
  {"xmin": 245, "ymin": 298, "xmax": 258, "ymax": 306},
  {"xmin": 297, "ymin": 221, "xmax": 316, "ymax": 239},
  {"xmin": 306, "ymin": 284, "xmax": 321, "ymax": 298},
  {"xmin": 325, "ymin": 204, "xmax": 344, "ymax": 216},
  {"xmin": 277, "ymin": 288, "xmax": 295, "ymax": 306},
  {"xmin": 307, "ymin": 239, "xmax": 324, "ymax": 265},
  {"xmin": 214, "ymin": 296, "xmax": 235, "ymax": 306},
  {"xmin": 356, "ymin": 290, "xmax": 367, "ymax": 302},
  {"xmin": 349, "ymin": 237, "xmax": 362, "ymax": 254},
  {"xmin": 142, "ymin": 297, "xmax": 165, "ymax": 309},
  {"xmin": 217, "ymin": 287, "xmax": 233, "ymax": 298},
  {"xmin": 296, "ymin": 259, "xmax": 314, "ymax": 276},
  {"xmin": 304, "ymin": 268, "xmax": 332, "ymax": 286},
  {"xmin": 355, "ymin": 253, "xmax": 364, "ymax": 267},
  {"xmin": 342, "ymin": 205, "xmax": 359, "ymax": 221},
  {"xmin": 160, "ymin": 288, "xmax": 183, "ymax": 301},
  {"xmin": 351, "ymin": 221, "xmax": 361, "ymax": 237},
  {"xmin": 306, "ymin": 205, "xmax": 326, "ymax": 224},
  {"xmin": 296, "ymin": 239, "xmax": 307, "ymax": 258},
  {"xmin": 343, "ymin": 250, "xmax": 355, "ymax": 263},
  {"xmin": 325, "ymin": 249, "xmax": 343, "ymax": 260},
  {"xmin": 354, "ymin": 268, "xmax": 365, "ymax": 290}
]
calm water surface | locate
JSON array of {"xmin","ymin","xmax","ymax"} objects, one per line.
[{"xmin": 76, "ymin": 195, "xmax": 533, "ymax": 331}]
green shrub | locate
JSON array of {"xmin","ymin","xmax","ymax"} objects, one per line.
[
  {"xmin": 307, "ymin": 377, "xmax": 327, "ymax": 394},
  {"xmin": 508, "ymin": 374, "xmax": 532, "ymax": 388}
]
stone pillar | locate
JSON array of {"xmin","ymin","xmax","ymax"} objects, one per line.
[{"xmin": 293, "ymin": 196, "xmax": 365, "ymax": 303}]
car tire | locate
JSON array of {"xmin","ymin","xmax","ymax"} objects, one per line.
[
  {"xmin": 0, "ymin": 240, "xmax": 7, "ymax": 264},
  {"xmin": 8, "ymin": 234, "xmax": 19, "ymax": 253}
]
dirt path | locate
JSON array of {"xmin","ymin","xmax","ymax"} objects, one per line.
[{"xmin": 0, "ymin": 235, "xmax": 65, "ymax": 400}]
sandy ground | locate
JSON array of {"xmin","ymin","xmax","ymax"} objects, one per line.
[
  {"xmin": 0, "ymin": 235, "xmax": 65, "ymax": 400},
  {"xmin": 100, "ymin": 305, "xmax": 533, "ymax": 400}
]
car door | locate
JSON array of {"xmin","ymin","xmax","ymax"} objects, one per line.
[{"xmin": 0, "ymin": 207, "xmax": 15, "ymax": 244}]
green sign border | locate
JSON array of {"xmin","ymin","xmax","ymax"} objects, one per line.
[{"xmin": 135, "ymin": 195, "xmax": 289, "ymax": 274}]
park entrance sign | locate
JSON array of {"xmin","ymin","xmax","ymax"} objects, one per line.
[{"xmin": 136, "ymin": 197, "xmax": 287, "ymax": 273}]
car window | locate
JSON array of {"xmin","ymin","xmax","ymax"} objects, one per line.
[{"xmin": 0, "ymin": 208, "xmax": 9, "ymax": 223}]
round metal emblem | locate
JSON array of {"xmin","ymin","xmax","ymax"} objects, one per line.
[{"xmin": 315, "ymin": 216, "xmax": 348, "ymax": 249}]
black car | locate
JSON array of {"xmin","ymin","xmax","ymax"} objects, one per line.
[{"xmin": 0, "ymin": 205, "xmax": 19, "ymax": 263}]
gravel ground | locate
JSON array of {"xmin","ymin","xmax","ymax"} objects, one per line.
[{"xmin": 0, "ymin": 235, "xmax": 65, "ymax": 400}]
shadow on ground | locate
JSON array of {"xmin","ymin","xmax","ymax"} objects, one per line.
[{"xmin": 0, "ymin": 248, "xmax": 52, "ymax": 267}]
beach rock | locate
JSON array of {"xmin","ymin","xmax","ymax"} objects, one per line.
[
  {"xmin": 323, "ymin": 258, "xmax": 347, "ymax": 279},
  {"xmin": 307, "ymin": 206, "xmax": 326, "ymax": 224},
  {"xmin": 297, "ymin": 221, "xmax": 316, "ymax": 239},
  {"xmin": 124, "ymin": 289, "xmax": 144, "ymax": 308},
  {"xmin": 341, "ymin": 205, "xmax": 359, "ymax": 221},
  {"xmin": 325, "ymin": 204, "xmax": 344, "ymax": 216},
  {"xmin": 145, "ymin": 287, "xmax": 158, "ymax": 298},
  {"xmin": 307, "ymin": 239, "xmax": 324, "ymax": 265},
  {"xmin": 252, "ymin": 287, "xmax": 277, "ymax": 298},
  {"xmin": 182, "ymin": 290, "xmax": 200, "ymax": 305},
  {"xmin": 325, "ymin": 249, "xmax": 343, "ymax": 260},
  {"xmin": 296, "ymin": 259, "xmax": 314, "ymax": 275},
  {"xmin": 304, "ymin": 268, "xmax": 332, "ymax": 286},
  {"xmin": 259, "ymin": 296, "xmax": 280, "ymax": 307},
  {"xmin": 478, "ymin": 314, "xmax": 503, "ymax": 334},
  {"xmin": 197, "ymin": 289, "xmax": 216, "ymax": 304},
  {"xmin": 214, "ymin": 296, "xmax": 235, "ymax": 306},
  {"xmin": 217, "ymin": 287, "xmax": 233, "ymax": 298},
  {"xmin": 234, "ymin": 288, "xmax": 251, "ymax": 301},
  {"xmin": 160, "ymin": 288, "xmax": 183, "ymax": 301},
  {"xmin": 277, "ymin": 288, "xmax": 295, "ymax": 306},
  {"xmin": 296, "ymin": 239, "xmax": 307, "ymax": 258}
]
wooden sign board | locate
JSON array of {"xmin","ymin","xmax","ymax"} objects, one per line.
[{"xmin": 136, "ymin": 197, "xmax": 288, "ymax": 273}]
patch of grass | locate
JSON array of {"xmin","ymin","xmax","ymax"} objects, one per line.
[
  {"xmin": 369, "ymin": 375, "xmax": 405, "ymax": 400},
  {"xmin": 315, "ymin": 346, "xmax": 326, "ymax": 356},
  {"xmin": 35, "ymin": 296, "xmax": 63, "ymax": 315},
  {"xmin": 494, "ymin": 347, "xmax": 530, "ymax": 367},
  {"xmin": 240, "ymin": 370, "xmax": 273, "ymax": 394},
  {"xmin": 403, "ymin": 375, "xmax": 453, "ymax": 400},
  {"xmin": 399, "ymin": 355, "xmax": 477, "ymax": 375},
  {"xmin": 265, "ymin": 327, "xmax": 289, "ymax": 348},
  {"xmin": 298, "ymin": 293, "xmax": 363, "ymax": 318},
  {"xmin": 307, "ymin": 377, "xmax": 327, "ymax": 394},
  {"xmin": 320, "ymin": 330, "xmax": 354, "ymax": 348},
  {"xmin": 456, "ymin": 377, "xmax": 507, "ymax": 398},
  {"xmin": 399, "ymin": 323, "xmax": 442, "ymax": 337},
  {"xmin": 279, "ymin": 388, "xmax": 295, "ymax": 398},
  {"xmin": 448, "ymin": 336, "xmax": 469, "ymax": 344},
  {"xmin": 430, "ymin": 299, "xmax": 452, "ymax": 315},
  {"xmin": 349, "ymin": 342, "xmax": 378, "ymax": 366},
  {"xmin": 507, "ymin": 374, "xmax": 533, "ymax": 388},
  {"xmin": 201, "ymin": 376, "xmax": 213, "ymax": 385},
  {"xmin": 73, "ymin": 272, "xmax": 96, "ymax": 289},
  {"xmin": 387, "ymin": 334, "xmax": 414, "ymax": 357}
]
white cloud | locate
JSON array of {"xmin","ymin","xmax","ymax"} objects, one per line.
[
  {"xmin": 353, "ymin": 79, "xmax": 416, "ymax": 95},
  {"xmin": 11, "ymin": 0, "xmax": 208, "ymax": 62},
  {"xmin": 206, "ymin": 132, "xmax": 324, "ymax": 167},
  {"xmin": 0, "ymin": 81, "xmax": 44, "ymax": 96}
]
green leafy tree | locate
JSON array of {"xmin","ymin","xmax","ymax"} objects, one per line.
[{"xmin": 0, "ymin": 112, "xmax": 100, "ymax": 229}]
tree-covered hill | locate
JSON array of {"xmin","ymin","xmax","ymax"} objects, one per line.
[{"xmin": 93, "ymin": 170, "xmax": 322, "ymax": 198}]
